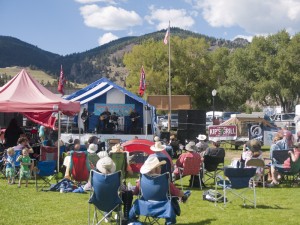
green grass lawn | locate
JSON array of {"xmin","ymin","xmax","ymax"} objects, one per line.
[{"xmin": 1, "ymin": 148, "xmax": 300, "ymax": 225}]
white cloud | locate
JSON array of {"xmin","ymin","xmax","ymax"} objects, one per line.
[
  {"xmin": 80, "ymin": 5, "xmax": 142, "ymax": 30},
  {"xmin": 145, "ymin": 7, "xmax": 195, "ymax": 30},
  {"xmin": 98, "ymin": 32, "xmax": 119, "ymax": 45},
  {"xmin": 75, "ymin": 0, "xmax": 116, "ymax": 4},
  {"xmin": 187, "ymin": 0, "xmax": 300, "ymax": 35}
]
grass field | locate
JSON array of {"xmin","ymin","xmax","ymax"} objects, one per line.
[{"xmin": 1, "ymin": 148, "xmax": 300, "ymax": 225}]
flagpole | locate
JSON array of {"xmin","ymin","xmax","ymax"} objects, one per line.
[{"xmin": 168, "ymin": 21, "xmax": 172, "ymax": 132}]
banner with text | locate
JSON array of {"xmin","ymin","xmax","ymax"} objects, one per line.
[
  {"xmin": 208, "ymin": 125, "xmax": 237, "ymax": 141},
  {"xmin": 94, "ymin": 104, "xmax": 135, "ymax": 116}
]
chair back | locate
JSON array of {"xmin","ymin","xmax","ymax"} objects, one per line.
[
  {"xmin": 182, "ymin": 156, "xmax": 202, "ymax": 176},
  {"xmin": 272, "ymin": 150, "xmax": 289, "ymax": 164},
  {"xmin": 109, "ymin": 152, "xmax": 127, "ymax": 179},
  {"xmin": 289, "ymin": 157, "xmax": 300, "ymax": 173},
  {"xmin": 224, "ymin": 167, "xmax": 256, "ymax": 189},
  {"xmin": 37, "ymin": 160, "xmax": 56, "ymax": 176},
  {"xmin": 246, "ymin": 158, "xmax": 265, "ymax": 168},
  {"xmin": 204, "ymin": 155, "xmax": 224, "ymax": 172},
  {"xmin": 140, "ymin": 172, "xmax": 170, "ymax": 201},
  {"xmin": 89, "ymin": 170, "xmax": 122, "ymax": 212},
  {"xmin": 70, "ymin": 151, "xmax": 90, "ymax": 182},
  {"xmin": 39, "ymin": 146, "xmax": 58, "ymax": 161}
]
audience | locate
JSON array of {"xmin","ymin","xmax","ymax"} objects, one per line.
[
  {"xmin": 148, "ymin": 136, "xmax": 174, "ymax": 176},
  {"xmin": 173, "ymin": 141, "xmax": 202, "ymax": 181}
]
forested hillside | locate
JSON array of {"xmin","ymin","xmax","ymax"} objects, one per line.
[{"xmin": 0, "ymin": 28, "xmax": 248, "ymax": 86}]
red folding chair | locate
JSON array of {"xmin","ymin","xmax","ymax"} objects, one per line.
[
  {"xmin": 177, "ymin": 156, "xmax": 202, "ymax": 190},
  {"xmin": 70, "ymin": 151, "xmax": 90, "ymax": 183}
]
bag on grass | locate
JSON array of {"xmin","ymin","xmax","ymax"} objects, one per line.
[{"xmin": 203, "ymin": 189, "xmax": 227, "ymax": 203}]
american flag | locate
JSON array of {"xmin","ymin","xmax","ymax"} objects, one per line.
[
  {"xmin": 163, "ymin": 25, "xmax": 170, "ymax": 45},
  {"xmin": 57, "ymin": 65, "xmax": 66, "ymax": 95},
  {"xmin": 139, "ymin": 66, "xmax": 146, "ymax": 97}
]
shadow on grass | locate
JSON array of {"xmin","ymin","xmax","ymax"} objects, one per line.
[
  {"xmin": 177, "ymin": 218, "xmax": 217, "ymax": 225},
  {"xmin": 241, "ymin": 204, "xmax": 285, "ymax": 210}
]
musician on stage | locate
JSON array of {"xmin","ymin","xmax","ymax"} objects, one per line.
[
  {"xmin": 99, "ymin": 106, "xmax": 111, "ymax": 132},
  {"xmin": 81, "ymin": 108, "xmax": 91, "ymax": 133},
  {"xmin": 129, "ymin": 108, "xmax": 139, "ymax": 134}
]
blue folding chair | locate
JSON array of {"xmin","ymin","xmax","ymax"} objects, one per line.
[
  {"xmin": 216, "ymin": 167, "xmax": 257, "ymax": 208},
  {"xmin": 129, "ymin": 172, "xmax": 177, "ymax": 225},
  {"xmin": 34, "ymin": 160, "xmax": 57, "ymax": 191},
  {"xmin": 88, "ymin": 170, "xmax": 123, "ymax": 225}
]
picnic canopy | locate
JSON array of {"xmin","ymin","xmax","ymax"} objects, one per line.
[{"xmin": 0, "ymin": 69, "xmax": 80, "ymax": 129}]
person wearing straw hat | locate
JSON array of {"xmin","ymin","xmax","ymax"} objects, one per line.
[
  {"xmin": 87, "ymin": 143, "xmax": 100, "ymax": 169},
  {"xmin": 110, "ymin": 143, "xmax": 133, "ymax": 175},
  {"xmin": 172, "ymin": 141, "xmax": 202, "ymax": 180},
  {"xmin": 195, "ymin": 134, "xmax": 208, "ymax": 154},
  {"xmin": 96, "ymin": 156, "xmax": 116, "ymax": 175},
  {"xmin": 149, "ymin": 138, "xmax": 174, "ymax": 176}
]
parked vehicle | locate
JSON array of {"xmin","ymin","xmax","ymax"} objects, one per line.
[
  {"xmin": 271, "ymin": 113, "xmax": 295, "ymax": 128},
  {"xmin": 161, "ymin": 114, "xmax": 178, "ymax": 129}
]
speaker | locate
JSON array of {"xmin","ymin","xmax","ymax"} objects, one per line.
[
  {"xmin": 178, "ymin": 110, "xmax": 188, "ymax": 129},
  {"xmin": 160, "ymin": 132, "xmax": 170, "ymax": 142},
  {"xmin": 147, "ymin": 124, "xmax": 153, "ymax": 134},
  {"xmin": 177, "ymin": 129, "xmax": 188, "ymax": 145},
  {"xmin": 178, "ymin": 110, "xmax": 206, "ymax": 133}
]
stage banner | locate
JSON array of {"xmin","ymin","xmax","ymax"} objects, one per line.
[
  {"xmin": 94, "ymin": 104, "xmax": 135, "ymax": 116},
  {"xmin": 208, "ymin": 125, "xmax": 237, "ymax": 141}
]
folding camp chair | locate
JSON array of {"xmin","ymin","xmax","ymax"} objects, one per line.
[
  {"xmin": 39, "ymin": 146, "xmax": 58, "ymax": 161},
  {"xmin": 34, "ymin": 160, "xmax": 57, "ymax": 191},
  {"xmin": 216, "ymin": 167, "xmax": 257, "ymax": 208},
  {"xmin": 202, "ymin": 149, "xmax": 225, "ymax": 186},
  {"xmin": 88, "ymin": 170, "xmax": 123, "ymax": 225},
  {"xmin": 246, "ymin": 158, "xmax": 266, "ymax": 188},
  {"xmin": 177, "ymin": 156, "xmax": 202, "ymax": 190},
  {"xmin": 129, "ymin": 172, "xmax": 177, "ymax": 225},
  {"xmin": 70, "ymin": 151, "xmax": 90, "ymax": 184},
  {"xmin": 273, "ymin": 150, "xmax": 300, "ymax": 186},
  {"xmin": 109, "ymin": 152, "xmax": 127, "ymax": 181}
]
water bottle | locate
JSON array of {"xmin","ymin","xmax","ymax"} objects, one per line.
[
  {"xmin": 127, "ymin": 182, "xmax": 132, "ymax": 191},
  {"xmin": 60, "ymin": 184, "xmax": 65, "ymax": 193}
]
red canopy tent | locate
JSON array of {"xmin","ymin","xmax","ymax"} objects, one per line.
[
  {"xmin": 0, "ymin": 69, "xmax": 80, "ymax": 129},
  {"xmin": 0, "ymin": 69, "xmax": 80, "ymax": 171},
  {"xmin": 122, "ymin": 139, "xmax": 172, "ymax": 173}
]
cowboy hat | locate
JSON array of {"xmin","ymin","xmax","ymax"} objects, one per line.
[
  {"xmin": 140, "ymin": 156, "xmax": 166, "ymax": 174},
  {"xmin": 196, "ymin": 134, "xmax": 207, "ymax": 141},
  {"xmin": 185, "ymin": 141, "xmax": 197, "ymax": 152},
  {"xmin": 154, "ymin": 136, "xmax": 160, "ymax": 142},
  {"xmin": 111, "ymin": 143, "xmax": 123, "ymax": 152},
  {"xmin": 96, "ymin": 156, "xmax": 116, "ymax": 174},
  {"xmin": 87, "ymin": 143, "xmax": 98, "ymax": 153},
  {"xmin": 150, "ymin": 141, "xmax": 166, "ymax": 152}
]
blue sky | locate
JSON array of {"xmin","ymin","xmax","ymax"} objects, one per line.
[{"xmin": 1, "ymin": 0, "xmax": 300, "ymax": 56}]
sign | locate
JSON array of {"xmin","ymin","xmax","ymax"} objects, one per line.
[
  {"xmin": 208, "ymin": 125, "xmax": 237, "ymax": 141},
  {"xmin": 94, "ymin": 104, "xmax": 134, "ymax": 116}
]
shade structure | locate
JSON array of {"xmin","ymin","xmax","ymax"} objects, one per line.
[{"xmin": 0, "ymin": 69, "xmax": 80, "ymax": 129}]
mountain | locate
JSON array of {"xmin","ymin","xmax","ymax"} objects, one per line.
[{"xmin": 0, "ymin": 28, "xmax": 249, "ymax": 86}]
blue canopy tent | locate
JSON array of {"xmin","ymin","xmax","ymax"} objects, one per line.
[{"xmin": 65, "ymin": 78, "xmax": 156, "ymax": 135}]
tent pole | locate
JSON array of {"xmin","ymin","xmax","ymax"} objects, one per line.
[
  {"xmin": 145, "ymin": 105, "xmax": 148, "ymax": 139},
  {"xmin": 57, "ymin": 111, "xmax": 61, "ymax": 172}
]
